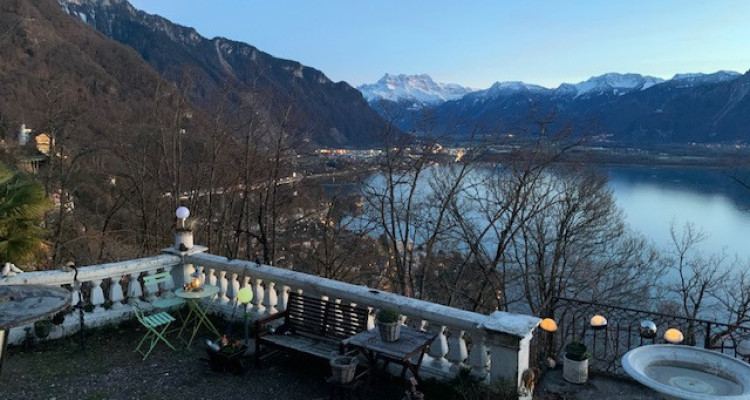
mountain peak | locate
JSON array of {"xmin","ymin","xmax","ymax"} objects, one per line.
[
  {"xmin": 358, "ymin": 74, "xmax": 473, "ymax": 106},
  {"xmin": 669, "ymin": 71, "xmax": 741, "ymax": 87},
  {"xmin": 564, "ymin": 72, "xmax": 664, "ymax": 97}
]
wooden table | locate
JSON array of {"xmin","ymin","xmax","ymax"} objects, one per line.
[
  {"xmin": 0, "ymin": 285, "xmax": 70, "ymax": 374},
  {"xmin": 175, "ymin": 284, "xmax": 221, "ymax": 347},
  {"xmin": 342, "ymin": 326, "xmax": 436, "ymax": 384}
]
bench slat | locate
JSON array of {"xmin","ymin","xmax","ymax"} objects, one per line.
[{"xmin": 255, "ymin": 292, "xmax": 370, "ymax": 365}]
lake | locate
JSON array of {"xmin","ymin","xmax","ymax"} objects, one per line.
[{"xmin": 604, "ymin": 166, "xmax": 750, "ymax": 261}]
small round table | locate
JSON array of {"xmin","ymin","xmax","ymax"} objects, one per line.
[
  {"xmin": 0, "ymin": 285, "xmax": 71, "ymax": 374},
  {"xmin": 175, "ymin": 284, "xmax": 221, "ymax": 347}
]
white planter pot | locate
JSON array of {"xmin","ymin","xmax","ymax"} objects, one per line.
[
  {"xmin": 175, "ymin": 230, "xmax": 194, "ymax": 251},
  {"xmin": 563, "ymin": 356, "xmax": 588, "ymax": 384},
  {"xmin": 377, "ymin": 321, "xmax": 401, "ymax": 342},
  {"xmin": 330, "ymin": 355, "xmax": 358, "ymax": 383}
]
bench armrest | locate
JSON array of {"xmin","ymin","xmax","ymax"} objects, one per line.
[{"xmin": 254, "ymin": 311, "xmax": 287, "ymax": 338}]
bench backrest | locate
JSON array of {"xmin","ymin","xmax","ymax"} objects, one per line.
[
  {"xmin": 143, "ymin": 271, "xmax": 171, "ymax": 286},
  {"xmin": 285, "ymin": 292, "xmax": 369, "ymax": 340}
]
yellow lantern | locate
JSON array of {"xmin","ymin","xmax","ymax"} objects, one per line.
[
  {"xmin": 539, "ymin": 318, "xmax": 558, "ymax": 332},
  {"xmin": 189, "ymin": 270, "xmax": 203, "ymax": 291},
  {"xmin": 237, "ymin": 287, "xmax": 253, "ymax": 304},
  {"xmin": 590, "ymin": 314, "xmax": 607, "ymax": 330},
  {"xmin": 664, "ymin": 328, "xmax": 684, "ymax": 344}
]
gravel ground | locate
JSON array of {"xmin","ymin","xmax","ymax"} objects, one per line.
[
  {"xmin": 1, "ymin": 318, "xmax": 662, "ymax": 400},
  {"xmin": 0, "ymin": 319, "xmax": 406, "ymax": 400}
]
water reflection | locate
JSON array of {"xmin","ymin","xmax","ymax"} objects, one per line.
[{"xmin": 605, "ymin": 167, "xmax": 750, "ymax": 261}]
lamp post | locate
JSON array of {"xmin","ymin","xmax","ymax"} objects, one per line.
[
  {"xmin": 539, "ymin": 318, "xmax": 558, "ymax": 368},
  {"xmin": 175, "ymin": 206, "xmax": 193, "ymax": 251},
  {"xmin": 590, "ymin": 314, "xmax": 607, "ymax": 356}
]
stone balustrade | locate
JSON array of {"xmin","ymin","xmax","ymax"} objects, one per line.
[{"xmin": 0, "ymin": 245, "xmax": 540, "ymax": 389}]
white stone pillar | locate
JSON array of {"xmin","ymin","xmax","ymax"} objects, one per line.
[
  {"xmin": 90, "ymin": 279, "xmax": 105, "ymax": 313},
  {"xmin": 447, "ymin": 330, "xmax": 469, "ymax": 372},
  {"xmin": 127, "ymin": 272, "xmax": 143, "ymax": 299},
  {"xmin": 468, "ymin": 332, "xmax": 490, "ymax": 380},
  {"xmin": 429, "ymin": 325, "xmax": 450, "ymax": 368},
  {"xmin": 109, "ymin": 276, "xmax": 124, "ymax": 309},
  {"xmin": 263, "ymin": 281, "xmax": 278, "ymax": 315}
]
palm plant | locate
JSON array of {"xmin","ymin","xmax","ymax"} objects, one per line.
[{"xmin": 0, "ymin": 165, "xmax": 51, "ymax": 267}]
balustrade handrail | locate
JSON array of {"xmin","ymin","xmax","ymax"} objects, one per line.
[
  {"xmin": 0, "ymin": 254, "xmax": 181, "ymax": 286},
  {"xmin": 187, "ymin": 252, "xmax": 538, "ymax": 339}
]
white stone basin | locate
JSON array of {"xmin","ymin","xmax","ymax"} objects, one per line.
[{"xmin": 622, "ymin": 345, "xmax": 750, "ymax": 400}]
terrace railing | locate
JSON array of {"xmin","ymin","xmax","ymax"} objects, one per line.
[
  {"xmin": 549, "ymin": 296, "xmax": 750, "ymax": 374},
  {"xmin": 0, "ymin": 244, "xmax": 540, "ymax": 389}
]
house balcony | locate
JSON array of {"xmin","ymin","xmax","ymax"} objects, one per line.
[{"xmin": 0, "ymin": 243, "xmax": 540, "ymax": 392}]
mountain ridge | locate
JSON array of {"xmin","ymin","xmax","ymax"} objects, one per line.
[
  {"xmin": 57, "ymin": 0, "xmax": 392, "ymax": 147},
  {"xmin": 359, "ymin": 71, "xmax": 750, "ymax": 144}
]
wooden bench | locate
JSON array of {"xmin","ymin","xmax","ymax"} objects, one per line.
[{"xmin": 254, "ymin": 292, "xmax": 370, "ymax": 366}]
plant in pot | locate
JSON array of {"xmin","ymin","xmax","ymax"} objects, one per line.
[
  {"xmin": 206, "ymin": 335, "xmax": 247, "ymax": 374},
  {"xmin": 563, "ymin": 341, "xmax": 591, "ymax": 384},
  {"xmin": 376, "ymin": 307, "xmax": 401, "ymax": 342},
  {"xmin": 34, "ymin": 318, "xmax": 53, "ymax": 339}
]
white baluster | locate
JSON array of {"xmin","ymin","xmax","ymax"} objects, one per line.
[
  {"xmin": 277, "ymin": 285, "xmax": 290, "ymax": 312},
  {"xmin": 71, "ymin": 284, "xmax": 81, "ymax": 307},
  {"xmin": 264, "ymin": 281, "xmax": 278, "ymax": 315},
  {"xmin": 127, "ymin": 272, "xmax": 143, "ymax": 299},
  {"xmin": 429, "ymin": 325, "xmax": 450, "ymax": 368},
  {"xmin": 196, "ymin": 266, "xmax": 206, "ymax": 286},
  {"xmin": 206, "ymin": 267, "xmax": 216, "ymax": 286},
  {"xmin": 447, "ymin": 330, "xmax": 469, "ymax": 372},
  {"xmin": 182, "ymin": 263, "xmax": 196, "ymax": 289},
  {"xmin": 144, "ymin": 270, "xmax": 158, "ymax": 302},
  {"xmin": 367, "ymin": 307, "xmax": 375, "ymax": 330},
  {"xmin": 109, "ymin": 276, "xmax": 124, "ymax": 309},
  {"xmin": 468, "ymin": 333, "xmax": 490, "ymax": 380},
  {"xmin": 161, "ymin": 265, "xmax": 175, "ymax": 296},
  {"xmin": 250, "ymin": 278, "xmax": 265, "ymax": 315},
  {"xmin": 90, "ymin": 279, "xmax": 105, "ymax": 313},
  {"xmin": 227, "ymin": 272, "xmax": 239, "ymax": 305},
  {"xmin": 218, "ymin": 270, "xmax": 229, "ymax": 305}
]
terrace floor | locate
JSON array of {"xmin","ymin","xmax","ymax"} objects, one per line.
[
  {"xmin": 0, "ymin": 319, "xmax": 406, "ymax": 400},
  {"xmin": 1, "ymin": 318, "xmax": 661, "ymax": 400}
]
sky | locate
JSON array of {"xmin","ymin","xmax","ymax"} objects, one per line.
[{"xmin": 127, "ymin": 0, "xmax": 750, "ymax": 89}]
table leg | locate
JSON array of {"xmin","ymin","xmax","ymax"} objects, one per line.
[
  {"xmin": 0, "ymin": 329, "xmax": 7, "ymax": 376},
  {"xmin": 185, "ymin": 297, "xmax": 220, "ymax": 347},
  {"xmin": 177, "ymin": 301, "xmax": 199, "ymax": 343}
]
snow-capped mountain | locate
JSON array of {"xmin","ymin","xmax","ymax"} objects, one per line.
[
  {"xmin": 668, "ymin": 71, "xmax": 741, "ymax": 88},
  {"xmin": 374, "ymin": 69, "xmax": 750, "ymax": 145},
  {"xmin": 358, "ymin": 74, "xmax": 474, "ymax": 106},
  {"xmin": 556, "ymin": 73, "xmax": 664, "ymax": 98},
  {"xmin": 468, "ymin": 81, "xmax": 550, "ymax": 102}
]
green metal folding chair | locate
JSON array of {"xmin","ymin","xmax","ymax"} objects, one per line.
[
  {"xmin": 142, "ymin": 271, "xmax": 186, "ymax": 326},
  {"xmin": 130, "ymin": 300, "xmax": 177, "ymax": 360}
]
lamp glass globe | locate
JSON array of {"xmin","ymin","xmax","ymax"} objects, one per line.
[{"xmin": 176, "ymin": 206, "xmax": 190, "ymax": 219}]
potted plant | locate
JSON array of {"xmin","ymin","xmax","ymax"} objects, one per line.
[
  {"xmin": 206, "ymin": 335, "xmax": 247, "ymax": 374},
  {"xmin": 563, "ymin": 341, "xmax": 590, "ymax": 384},
  {"xmin": 376, "ymin": 307, "xmax": 401, "ymax": 342},
  {"xmin": 34, "ymin": 318, "xmax": 53, "ymax": 339}
]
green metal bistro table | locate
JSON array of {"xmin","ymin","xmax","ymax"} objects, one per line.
[
  {"xmin": 0, "ymin": 285, "xmax": 70, "ymax": 374},
  {"xmin": 175, "ymin": 284, "xmax": 221, "ymax": 348}
]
